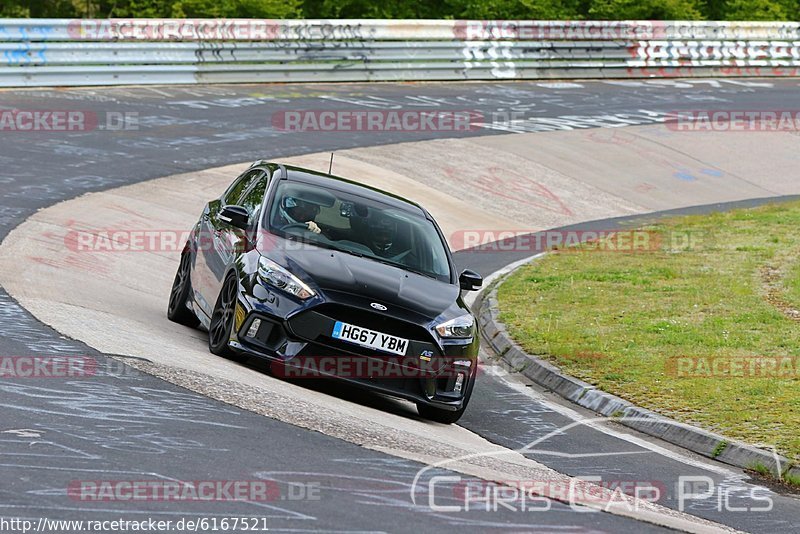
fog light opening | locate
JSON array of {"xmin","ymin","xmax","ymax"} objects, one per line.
[
  {"xmin": 246, "ymin": 319, "xmax": 262, "ymax": 338},
  {"xmin": 454, "ymin": 372, "xmax": 465, "ymax": 394}
]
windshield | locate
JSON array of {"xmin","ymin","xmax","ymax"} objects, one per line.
[{"xmin": 266, "ymin": 180, "xmax": 452, "ymax": 282}]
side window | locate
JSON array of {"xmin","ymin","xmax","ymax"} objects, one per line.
[
  {"xmin": 222, "ymin": 169, "xmax": 261, "ymax": 205},
  {"xmin": 240, "ymin": 171, "xmax": 270, "ymax": 216}
]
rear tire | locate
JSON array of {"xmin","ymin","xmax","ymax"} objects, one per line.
[
  {"xmin": 208, "ymin": 274, "xmax": 239, "ymax": 359},
  {"xmin": 167, "ymin": 250, "xmax": 199, "ymax": 328}
]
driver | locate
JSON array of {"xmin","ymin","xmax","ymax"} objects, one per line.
[{"xmin": 277, "ymin": 195, "xmax": 322, "ymax": 234}]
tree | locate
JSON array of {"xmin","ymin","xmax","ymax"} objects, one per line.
[
  {"xmin": 0, "ymin": 0, "xmax": 79, "ymax": 17},
  {"xmin": 722, "ymin": 0, "xmax": 792, "ymax": 20},
  {"xmin": 170, "ymin": 0, "xmax": 301, "ymax": 18},
  {"xmin": 589, "ymin": 0, "xmax": 705, "ymax": 19},
  {"xmin": 305, "ymin": 0, "xmax": 446, "ymax": 18},
  {"xmin": 2, "ymin": 0, "xmax": 797, "ymax": 22},
  {"xmin": 445, "ymin": 0, "xmax": 588, "ymax": 19}
]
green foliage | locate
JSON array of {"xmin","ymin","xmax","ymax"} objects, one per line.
[
  {"xmin": 446, "ymin": 0, "xmax": 589, "ymax": 19},
  {"xmin": 0, "ymin": 0, "xmax": 794, "ymax": 23},
  {"xmin": 106, "ymin": 0, "xmax": 178, "ymax": 18},
  {"xmin": 92, "ymin": 0, "xmax": 175, "ymax": 17},
  {"xmin": 722, "ymin": 0, "xmax": 791, "ymax": 20},
  {"xmin": 589, "ymin": 0, "xmax": 705, "ymax": 19},
  {"xmin": 306, "ymin": 0, "xmax": 443, "ymax": 18},
  {"xmin": 1, "ymin": 3, "xmax": 31, "ymax": 17},
  {"xmin": 0, "ymin": 0, "xmax": 79, "ymax": 17},
  {"xmin": 170, "ymin": 0, "xmax": 301, "ymax": 18},
  {"xmin": 0, "ymin": 0, "xmax": 300, "ymax": 18}
]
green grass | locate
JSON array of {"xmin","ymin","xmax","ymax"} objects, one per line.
[
  {"xmin": 784, "ymin": 472, "xmax": 800, "ymax": 487},
  {"xmin": 711, "ymin": 440, "xmax": 728, "ymax": 459},
  {"xmin": 497, "ymin": 201, "xmax": 800, "ymax": 463},
  {"xmin": 749, "ymin": 462, "xmax": 772, "ymax": 477}
]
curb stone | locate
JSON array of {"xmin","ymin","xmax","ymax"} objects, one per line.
[
  {"xmin": 787, "ymin": 466, "xmax": 800, "ymax": 481},
  {"xmin": 478, "ymin": 281, "xmax": 795, "ymax": 481}
]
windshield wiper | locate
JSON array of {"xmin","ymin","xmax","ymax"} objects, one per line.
[
  {"xmin": 403, "ymin": 266, "xmax": 440, "ymax": 280},
  {"xmin": 334, "ymin": 248, "xmax": 364, "ymax": 258},
  {"xmin": 330, "ymin": 247, "xmax": 441, "ymax": 280},
  {"xmin": 368, "ymin": 255, "xmax": 439, "ymax": 280}
]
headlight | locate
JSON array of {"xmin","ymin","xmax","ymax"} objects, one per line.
[
  {"xmin": 258, "ymin": 256, "xmax": 315, "ymax": 300},
  {"xmin": 435, "ymin": 315, "xmax": 475, "ymax": 338}
]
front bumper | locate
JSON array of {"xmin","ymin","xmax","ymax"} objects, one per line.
[{"xmin": 230, "ymin": 294, "xmax": 478, "ymax": 411}]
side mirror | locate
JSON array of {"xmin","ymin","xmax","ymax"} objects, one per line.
[
  {"xmin": 220, "ymin": 205, "xmax": 249, "ymax": 230},
  {"xmin": 459, "ymin": 269, "xmax": 483, "ymax": 291}
]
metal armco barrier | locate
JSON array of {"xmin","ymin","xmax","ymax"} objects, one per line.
[{"xmin": 2, "ymin": 19, "xmax": 800, "ymax": 87}]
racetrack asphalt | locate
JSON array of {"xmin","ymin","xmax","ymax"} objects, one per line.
[{"xmin": 1, "ymin": 80, "xmax": 799, "ymax": 532}]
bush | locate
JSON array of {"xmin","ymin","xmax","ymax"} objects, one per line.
[{"xmin": 0, "ymin": 0, "xmax": 794, "ymax": 22}]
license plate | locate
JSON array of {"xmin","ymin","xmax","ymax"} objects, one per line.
[{"xmin": 331, "ymin": 321, "xmax": 409, "ymax": 356}]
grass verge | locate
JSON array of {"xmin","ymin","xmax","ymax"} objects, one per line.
[{"xmin": 496, "ymin": 201, "xmax": 800, "ymax": 466}]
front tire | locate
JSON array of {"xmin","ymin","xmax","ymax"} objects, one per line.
[
  {"xmin": 417, "ymin": 380, "xmax": 474, "ymax": 424},
  {"xmin": 167, "ymin": 250, "xmax": 199, "ymax": 328},
  {"xmin": 416, "ymin": 401, "xmax": 468, "ymax": 424},
  {"xmin": 208, "ymin": 274, "xmax": 239, "ymax": 359}
]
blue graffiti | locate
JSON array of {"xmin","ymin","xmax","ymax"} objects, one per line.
[
  {"xmin": 673, "ymin": 169, "xmax": 698, "ymax": 182},
  {"xmin": 2, "ymin": 43, "xmax": 42, "ymax": 66},
  {"xmin": 4, "ymin": 44, "xmax": 27, "ymax": 65},
  {"xmin": 0, "ymin": 21, "xmax": 52, "ymax": 65},
  {"xmin": 18, "ymin": 23, "xmax": 54, "ymax": 41},
  {"xmin": 672, "ymin": 167, "xmax": 724, "ymax": 182},
  {"xmin": 29, "ymin": 25, "xmax": 55, "ymax": 38}
]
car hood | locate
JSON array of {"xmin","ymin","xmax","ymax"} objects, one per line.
[{"xmin": 267, "ymin": 242, "xmax": 459, "ymax": 320}]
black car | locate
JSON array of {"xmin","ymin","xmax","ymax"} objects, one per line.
[{"xmin": 167, "ymin": 162, "xmax": 482, "ymax": 423}]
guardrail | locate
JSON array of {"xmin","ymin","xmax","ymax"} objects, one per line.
[{"xmin": 2, "ymin": 19, "xmax": 800, "ymax": 87}]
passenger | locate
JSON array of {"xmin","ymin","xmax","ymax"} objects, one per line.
[{"xmin": 368, "ymin": 215, "xmax": 412, "ymax": 263}]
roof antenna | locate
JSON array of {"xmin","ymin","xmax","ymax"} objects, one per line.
[{"xmin": 328, "ymin": 152, "xmax": 334, "ymax": 174}]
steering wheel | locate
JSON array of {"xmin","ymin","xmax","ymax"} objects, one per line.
[{"xmin": 281, "ymin": 223, "xmax": 312, "ymax": 232}]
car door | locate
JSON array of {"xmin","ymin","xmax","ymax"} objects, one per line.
[
  {"xmin": 239, "ymin": 169, "xmax": 272, "ymax": 232},
  {"xmin": 222, "ymin": 169, "xmax": 271, "ymax": 272},
  {"xmin": 193, "ymin": 168, "xmax": 264, "ymax": 318}
]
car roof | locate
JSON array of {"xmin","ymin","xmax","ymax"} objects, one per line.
[{"xmin": 256, "ymin": 162, "xmax": 428, "ymax": 216}]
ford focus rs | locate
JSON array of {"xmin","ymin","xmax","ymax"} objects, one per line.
[{"xmin": 167, "ymin": 162, "xmax": 483, "ymax": 423}]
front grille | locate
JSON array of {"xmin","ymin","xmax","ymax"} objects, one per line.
[
  {"xmin": 309, "ymin": 303, "xmax": 433, "ymax": 343},
  {"xmin": 287, "ymin": 303, "xmax": 442, "ymax": 366},
  {"xmin": 293, "ymin": 344, "xmax": 423, "ymax": 395}
]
